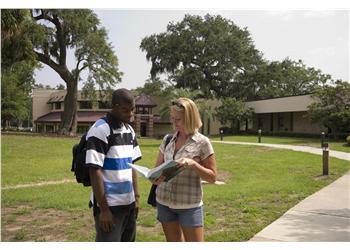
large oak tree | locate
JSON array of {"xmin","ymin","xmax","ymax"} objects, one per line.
[
  {"xmin": 140, "ymin": 14, "xmax": 263, "ymax": 99},
  {"xmin": 140, "ymin": 14, "xmax": 335, "ymax": 101},
  {"xmin": 30, "ymin": 9, "xmax": 122, "ymax": 135},
  {"xmin": 252, "ymin": 59, "xmax": 332, "ymax": 100}
]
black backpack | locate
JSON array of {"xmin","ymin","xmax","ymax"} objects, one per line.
[{"xmin": 71, "ymin": 117, "xmax": 112, "ymax": 186}]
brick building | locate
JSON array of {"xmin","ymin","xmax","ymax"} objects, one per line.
[{"xmin": 32, "ymin": 89, "xmax": 326, "ymax": 137}]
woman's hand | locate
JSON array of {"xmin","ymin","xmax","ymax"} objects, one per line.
[
  {"xmin": 151, "ymin": 175, "xmax": 166, "ymax": 185},
  {"xmin": 176, "ymin": 157, "xmax": 198, "ymax": 169}
]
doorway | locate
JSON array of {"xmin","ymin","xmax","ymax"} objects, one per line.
[{"xmin": 141, "ymin": 123, "xmax": 147, "ymax": 137}]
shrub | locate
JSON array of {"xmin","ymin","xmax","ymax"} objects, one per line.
[{"xmin": 346, "ymin": 135, "xmax": 350, "ymax": 146}]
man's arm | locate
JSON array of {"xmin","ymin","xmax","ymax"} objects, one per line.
[
  {"xmin": 132, "ymin": 169, "xmax": 140, "ymax": 218},
  {"xmin": 89, "ymin": 167, "xmax": 114, "ymax": 232},
  {"xmin": 131, "ymin": 130, "xmax": 142, "ymax": 211},
  {"xmin": 132, "ymin": 169, "xmax": 140, "ymax": 200}
]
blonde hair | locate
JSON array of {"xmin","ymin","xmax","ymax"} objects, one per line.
[{"xmin": 171, "ymin": 97, "xmax": 202, "ymax": 134}]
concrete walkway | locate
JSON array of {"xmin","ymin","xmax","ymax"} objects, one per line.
[
  {"xmin": 211, "ymin": 140, "xmax": 350, "ymax": 161},
  {"xmin": 250, "ymin": 171, "xmax": 350, "ymax": 241},
  {"xmin": 212, "ymin": 140, "xmax": 350, "ymax": 241}
]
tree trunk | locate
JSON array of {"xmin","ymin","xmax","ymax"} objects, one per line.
[
  {"xmin": 237, "ymin": 120, "xmax": 241, "ymax": 132},
  {"xmin": 17, "ymin": 119, "xmax": 23, "ymax": 128},
  {"xmin": 59, "ymin": 81, "xmax": 78, "ymax": 136},
  {"xmin": 2, "ymin": 119, "xmax": 8, "ymax": 130}
]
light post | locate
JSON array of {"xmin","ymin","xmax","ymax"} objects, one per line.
[
  {"xmin": 321, "ymin": 131, "xmax": 325, "ymax": 148},
  {"xmin": 258, "ymin": 129, "xmax": 262, "ymax": 143},
  {"xmin": 220, "ymin": 129, "xmax": 224, "ymax": 141}
]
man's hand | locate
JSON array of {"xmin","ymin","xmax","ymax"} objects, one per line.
[{"xmin": 99, "ymin": 209, "xmax": 115, "ymax": 233}]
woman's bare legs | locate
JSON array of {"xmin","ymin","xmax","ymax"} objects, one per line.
[{"xmin": 161, "ymin": 221, "xmax": 184, "ymax": 242}]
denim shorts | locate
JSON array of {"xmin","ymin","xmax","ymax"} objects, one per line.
[{"xmin": 156, "ymin": 202, "xmax": 204, "ymax": 227}]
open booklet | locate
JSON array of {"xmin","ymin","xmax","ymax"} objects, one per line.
[{"xmin": 128, "ymin": 160, "xmax": 183, "ymax": 182}]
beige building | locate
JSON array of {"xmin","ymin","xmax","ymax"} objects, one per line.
[
  {"xmin": 246, "ymin": 94, "xmax": 325, "ymax": 135},
  {"xmin": 32, "ymin": 89, "xmax": 175, "ymax": 137},
  {"xmin": 32, "ymin": 89, "xmax": 323, "ymax": 137},
  {"xmin": 33, "ymin": 89, "xmax": 111, "ymax": 134}
]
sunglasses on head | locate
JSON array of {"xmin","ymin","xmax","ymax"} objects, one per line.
[{"xmin": 171, "ymin": 101, "xmax": 184, "ymax": 108}]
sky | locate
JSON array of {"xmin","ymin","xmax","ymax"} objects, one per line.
[{"xmin": 32, "ymin": 9, "xmax": 349, "ymax": 90}]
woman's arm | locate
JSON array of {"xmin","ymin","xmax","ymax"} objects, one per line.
[{"xmin": 155, "ymin": 150, "xmax": 165, "ymax": 167}]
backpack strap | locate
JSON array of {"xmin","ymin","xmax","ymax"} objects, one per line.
[
  {"xmin": 102, "ymin": 116, "xmax": 113, "ymax": 146},
  {"xmin": 125, "ymin": 123, "xmax": 133, "ymax": 132},
  {"xmin": 164, "ymin": 134, "xmax": 173, "ymax": 149}
]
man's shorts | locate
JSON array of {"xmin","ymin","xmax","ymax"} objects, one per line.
[{"xmin": 156, "ymin": 202, "xmax": 203, "ymax": 227}]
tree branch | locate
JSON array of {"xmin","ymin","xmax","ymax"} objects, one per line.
[
  {"xmin": 78, "ymin": 63, "xmax": 89, "ymax": 75},
  {"xmin": 52, "ymin": 14, "xmax": 67, "ymax": 66},
  {"xmin": 35, "ymin": 51, "xmax": 72, "ymax": 84},
  {"xmin": 32, "ymin": 10, "xmax": 67, "ymax": 67},
  {"xmin": 75, "ymin": 53, "xmax": 90, "ymax": 75},
  {"xmin": 35, "ymin": 51, "xmax": 60, "ymax": 71},
  {"xmin": 32, "ymin": 9, "xmax": 54, "ymax": 23}
]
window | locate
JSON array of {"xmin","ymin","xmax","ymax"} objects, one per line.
[
  {"xmin": 77, "ymin": 125, "xmax": 91, "ymax": 134},
  {"xmin": 278, "ymin": 114, "xmax": 284, "ymax": 130},
  {"xmin": 45, "ymin": 124, "xmax": 54, "ymax": 133},
  {"xmin": 98, "ymin": 101, "xmax": 110, "ymax": 109},
  {"xmin": 79, "ymin": 101, "xmax": 93, "ymax": 109},
  {"xmin": 55, "ymin": 102, "xmax": 61, "ymax": 110},
  {"xmin": 258, "ymin": 117, "xmax": 263, "ymax": 129},
  {"xmin": 136, "ymin": 106, "xmax": 151, "ymax": 114},
  {"xmin": 37, "ymin": 124, "xmax": 43, "ymax": 133}
]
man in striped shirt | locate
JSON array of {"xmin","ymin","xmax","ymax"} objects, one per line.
[{"xmin": 86, "ymin": 88, "xmax": 142, "ymax": 242}]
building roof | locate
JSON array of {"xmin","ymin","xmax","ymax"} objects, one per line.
[
  {"xmin": 245, "ymin": 94, "xmax": 316, "ymax": 113},
  {"xmin": 36, "ymin": 111, "xmax": 108, "ymax": 123},
  {"xmin": 46, "ymin": 90, "xmax": 111, "ymax": 103},
  {"xmin": 135, "ymin": 93, "xmax": 157, "ymax": 107},
  {"xmin": 47, "ymin": 94, "xmax": 65, "ymax": 103},
  {"xmin": 46, "ymin": 91, "xmax": 158, "ymax": 106}
]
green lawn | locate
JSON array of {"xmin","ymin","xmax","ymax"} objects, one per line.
[
  {"xmin": 1, "ymin": 134, "xmax": 350, "ymax": 241},
  {"xmin": 211, "ymin": 134, "xmax": 350, "ymax": 153}
]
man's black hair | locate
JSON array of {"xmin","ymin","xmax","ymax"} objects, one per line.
[{"xmin": 112, "ymin": 88, "xmax": 134, "ymax": 106}]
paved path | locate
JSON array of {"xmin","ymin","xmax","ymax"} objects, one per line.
[
  {"xmin": 250, "ymin": 171, "xmax": 350, "ymax": 241},
  {"xmin": 211, "ymin": 140, "xmax": 350, "ymax": 161},
  {"xmin": 212, "ymin": 140, "xmax": 350, "ymax": 241},
  {"xmin": 2, "ymin": 179, "xmax": 75, "ymax": 190}
]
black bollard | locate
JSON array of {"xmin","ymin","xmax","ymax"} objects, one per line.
[
  {"xmin": 322, "ymin": 142, "xmax": 329, "ymax": 176},
  {"xmin": 220, "ymin": 129, "xmax": 223, "ymax": 141},
  {"xmin": 258, "ymin": 129, "xmax": 262, "ymax": 143}
]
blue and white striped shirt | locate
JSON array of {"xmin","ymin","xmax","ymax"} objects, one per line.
[{"xmin": 86, "ymin": 116, "xmax": 142, "ymax": 207}]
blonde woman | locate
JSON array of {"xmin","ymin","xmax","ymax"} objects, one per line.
[{"xmin": 153, "ymin": 97, "xmax": 217, "ymax": 242}]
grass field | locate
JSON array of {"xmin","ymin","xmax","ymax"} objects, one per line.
[
  {"xmin": 211, "ymin": 134, "xmax": 350, "ymax": 153},
  {"xmin": 1, "ymin": 134, "xmax": 350, "ymax": 241}
]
